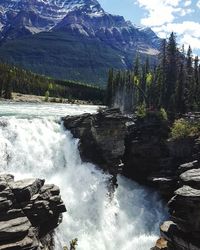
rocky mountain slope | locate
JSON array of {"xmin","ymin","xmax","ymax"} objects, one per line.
[{"xmin": 0, "ymin": 0, "xmax": 161, "ymax": 85}]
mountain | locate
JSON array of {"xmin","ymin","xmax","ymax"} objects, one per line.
[{"xmin": 0, "ymin": 0, "xmax": 161, "ymax": 85}]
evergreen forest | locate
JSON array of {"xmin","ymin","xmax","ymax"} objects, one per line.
[
  {"xmin": 106, "ymin": 33, "xmax": 200, "ymax": 114},
  {"xmin": 0, "ymin": 63, "xmax": 105, "ymax": 103}
]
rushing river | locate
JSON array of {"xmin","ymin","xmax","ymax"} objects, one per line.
[{"xmin": 0, "ymin": 102, "xmax": 165, "ymax": 250}]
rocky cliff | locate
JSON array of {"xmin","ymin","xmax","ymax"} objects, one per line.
[
  {"xmin": 63, "ymin": 108, "xmax": 131, "ymax": 176},
  {"xmin": 0, "ymin": 174, "xmax": 66, "ymax": 250},
  {"xmin": 63, "ymin": 108, "xmax": 200, "ymax": 250},
  {"xmin": 153, "ymin": 160, "xmax": 200, "ymax": 250},
  {"xmin": 63, "ymin": 109, "xmax": 199, "ymax": 197}
]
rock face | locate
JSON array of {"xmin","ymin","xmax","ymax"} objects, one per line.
[
  {"xmin": 124, "ymin": 113, "xmax": 170, "ymax": 181},
  {"xmin": 124, "ymin": 114, "xmax": 200, "ymax": 197},
  {"xmin": 63, "ymin": 108, "xmax": 131, "ymax": 176},
  {"xmin": 63, "ymin": 109, "xmax": 199, "ymax": 197},
  {"xmin": 63, "ymin": 108, "xmax": 200, "ymax": 249},
  {"xmin": 0, "ymin": 174, "xmax": 66, "ymax": 250},
  {"xmin": 153, "ymin": 160, "xmax": 200, "ymax": 250}
]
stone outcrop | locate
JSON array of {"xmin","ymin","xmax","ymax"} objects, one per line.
[
  {"xmin": 0, "ymin": 174, "xmax": 66, "ymax": 250},
  {"xmin": 124, "ymin": 112, "xmax": 169, "ymax": 180},
  {"xmin": 63, "ymin": 108, "xmax": 197, "ymax": 198},
  {"xmin": 153, "ymin": 160, "xmax": 200, "ymax": 250},
  {"xmin": 63, "ymin": 108, "xmax": 200, "ymax": 249},
  {"xmin": 124, "ymin": 113, "xmax": 200, "ymax": 198},
  {"xmin": 63, "ymin": 108, "xmax": 131, "ymax": 176}
]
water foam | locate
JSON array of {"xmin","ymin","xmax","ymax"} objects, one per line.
[{"xmin": 0, "ymin": 103, "xmax": 166, "ymax": 250}]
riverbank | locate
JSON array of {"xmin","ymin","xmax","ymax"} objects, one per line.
[{"xmin": 0, "ymin": 92, "xmax": 95, "ymax": 105}]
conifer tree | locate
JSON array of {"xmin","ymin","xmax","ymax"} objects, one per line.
[
  {"xmin": 165, "ymin": 32, "xmax": 178, "ymax": 111},
  {"xmin": 106, "ymin": 69, "xmax": 114, "ymax": 107}
]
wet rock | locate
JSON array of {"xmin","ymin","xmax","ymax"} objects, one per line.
[
  {"xmin": 63, "ymin": 108, "xmax": 131, "ymax": 175},
  {"xmin": 160, "ymin": 220, "xmax": 200, "ymax": 250},
  {"xmin": 0, "ymin": 174, "xmax": 66, "ymax": 250},
  {"xmin": 178, "ymin": 160, "xmax": 199, "ymax": 174},
  {"xmin": 151, "ymin": 237, "xmax": 168, "ymax": 250},
  {"xmin": 180, "ymin": 169, "xmax": 200, "ymax": 189},
  {"xmin": 168, "ymin": 185, "xmax": 200, "ymax": 233},
  {"xmin": 156, "ymin": 158, "xmax": 200, "ymax": 250},
  {"xmin": 0, "ymin": 217, "xmax": 31, "ymax": 241},
  {"xmin": 123, "ymin": 112, "xmax": 173, "ymax": 194},
  {"xmin": 64, "ymin": 108, "xmax": 195, "ymax": 198},
  {"xmin": 10, "ymin": 178, "xmax": 45, "ymax": 202},
  {"xmin": 148, "ymin": 176, "xmax": 177, "ymax": 198}
]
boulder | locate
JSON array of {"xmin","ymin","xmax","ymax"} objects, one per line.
[
  {"xmin": 160, "ymin": 221, "xmax": 200, "ymax": 250},
  {"xmin": 155, "ymin": 159, "xmax": 200, "ymax": 250},
  {"xmin": 0, "ymin": 174, "xmax": 66, "ymax": 250},
  {"xmin": 151, "ymin": 237, "xmax": 168, "ymax": 250},
  {"xmin": 178, "ymin": 160, "xmax": 199, "ymax": 174},
  {"xmin": 0, "ymin": 217, "xmax": 31, "ymax": 241},
  {"xmin": 180, "ymin": 168, "xmax": 200, "ymax": 189},
  {"xmin": 10, "ymin": 178, "xmax": 45, "ymax": 202},
  {"xmin": 168, "ymin": 185, "xmax": 200, "ymax": 233}
]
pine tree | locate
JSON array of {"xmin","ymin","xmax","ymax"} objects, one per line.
[
  {"xmin": 165, "ymin": 32, "xmax": 178, "ymax": 111},
  {"xmin": 4, "ymin": 74, "xmax": 12, "ymax": 99},
  {"xmin": 175, "ymin": 63, "xmax": 186, "ymax": 113},
  {"xmin": 194, "ymin": 56, "xmax": 200, "ymax": 108},
  {"xmin": 159, "ymin": 39, "xmax": 167, "ymax": 108},
  {"xmin": 185, "ymin": 45, "xmax": 194, "ymax": 111},
  {"xmin": 106, "ymin": 69, "xmax": 114, "ymax": 107}
]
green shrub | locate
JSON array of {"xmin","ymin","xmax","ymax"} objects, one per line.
[
  {"xmin": 136, "ymin": 104, "xmax": 147, "ymax": 118},
  {"xmin": 171, "ymin": 118, "xmax": 200, "ymax": 139},
  {"xmin": 159, "ymin": 108, "xmax": 168, "ymax": 121},
  {"xmin": 63, "ymin": 238, "xmax": 78, "ymax": 250},
  {"xmin": 136, "ymin": 106, "xmax": 168, "ymax": 121}
]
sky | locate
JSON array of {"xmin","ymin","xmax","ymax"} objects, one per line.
[{"xmin": 98, "ymin": 0, "xmax": 200, "ymax": 55}]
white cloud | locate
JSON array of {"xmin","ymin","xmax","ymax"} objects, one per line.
[
  {"xmin": 179, "ymin": 8, "xmax": 193, "ymax": 16},
  {"xmin": 184, "ymin": 0, "xmax": 192, "ymax": 7},
  {"xmin": 153, "ymin": 21, "xmax": 200, "ymax": 50},
  {"xmin": 135, "ymin": 0, "xmax": 185, "ymax": 26},
  {"xmin": 197, "ymin": 0, "xmax": 200, "ymax": 8},
  {"xmin": 181, "ymin": 34, "xmax": 200, "ymax": 49},
  {"xmin": 135, "ymin": 0, "xmax": 200, "ymax": 53}
]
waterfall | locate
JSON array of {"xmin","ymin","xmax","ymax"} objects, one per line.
[{"xmin": 0, "ymin": 103, "xmax": 166, "ymax": 250}]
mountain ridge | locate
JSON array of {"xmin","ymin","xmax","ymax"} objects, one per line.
[{"xmin": 0, "ymin": 0, "xmax": 161, "ymax": 85}]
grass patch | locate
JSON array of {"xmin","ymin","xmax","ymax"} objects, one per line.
[{"xmin": 171, "ymin": 118, "xmax": 200, "ymax": 139}]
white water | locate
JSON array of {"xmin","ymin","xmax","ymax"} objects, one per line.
[{"xmin": 0, "ymin": 102, "xmax": 166, "ymax": 250}]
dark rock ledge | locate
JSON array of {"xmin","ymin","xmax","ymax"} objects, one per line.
[
  {"xmin": 63, "ymin": 108, "xmax": 197, "ymax": 197},
  {"xmin": 63, "ymin": 108, "xmax": 131, "ymax": 177},
  {"xmin": 152, "ymin": 160, "xmax": 200, "ymax": 250},
  {"xmin": 0, "ymin": 174, "xmax": 66, "ymax": 250},
  {"xmin": 63, "ymin": 108, "xmax": 200, "ymax": 250}
]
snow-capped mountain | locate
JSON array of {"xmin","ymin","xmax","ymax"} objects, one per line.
[
  {"xmin": 0, "ymin": 0, "xmax": 103, "ymax": 38},
  {"xmin": 0, "ymin": 0, "xmax": 161, "ymax": 85},
  {"xmin": 0, "ymin": 0, "xmax": 160, "ymax": 54}
]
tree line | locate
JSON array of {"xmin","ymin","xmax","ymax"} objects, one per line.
[
  {"xmin": 0, "ymin": 63, "xmax": 105, "ymax": 103},
  {"xmin": 106, "ymin": 33, "xmax": 200, "ymax": 114}
]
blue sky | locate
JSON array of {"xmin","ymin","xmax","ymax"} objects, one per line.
[{"xmin": 98, "ymin": 0, "xmax": 200, "ymax": 55}]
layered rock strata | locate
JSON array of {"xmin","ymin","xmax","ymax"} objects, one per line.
[
  {"xmin": 152, "ymin": 161, "xmax": 200, "ymax": 250},
  {"xmin": 0, "ymin": 174, "xmax": 66, "ymax": 250}
]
